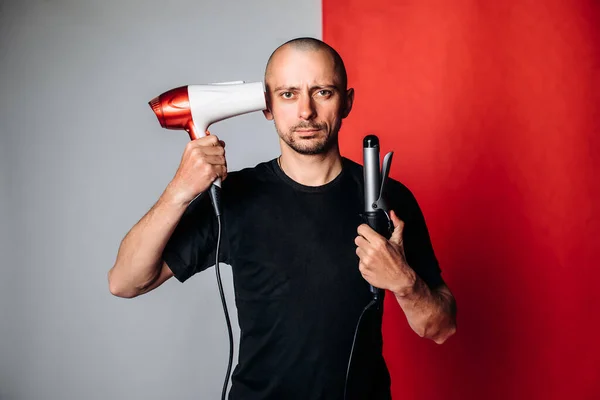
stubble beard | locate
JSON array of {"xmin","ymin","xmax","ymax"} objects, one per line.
[{"xmin": 275, "ymin": 120, "xmax": 342, "ymax": 155}]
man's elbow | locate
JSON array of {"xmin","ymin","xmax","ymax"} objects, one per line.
[
  {"xmin": 107, "ymin": 267, "xmax": 138, "ymax": 299},
  {"xmin": 432, "ymin": 323, "xmax": 456, "ymax": 345},
  {"xmin": 419, "ymin": 315, "xmax": 457, "ymax": 344},
  {"xmin": 431, "ymin": 289, "xmax": 457, "ymax": 344}
]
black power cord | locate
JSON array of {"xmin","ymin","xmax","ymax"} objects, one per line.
[
  {"xmin": 214, "ymin": 215, "xmax": 234, "ymax": 400},
  {"xmin": 343, "ymin": 299, "xmax": 378, "ymax": 400}
]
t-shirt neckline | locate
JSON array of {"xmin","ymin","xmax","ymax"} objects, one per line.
[{"xmin": 271, "ymin": 157, "xmax": 347, "ymax": 193}]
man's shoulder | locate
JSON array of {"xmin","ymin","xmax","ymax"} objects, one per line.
[
  {"xmin": 386, "ymin": 177, "xmax": 414, "ymax": 199},
  {"xmin": 223, "ymin": 158, "xmax": 278, "ymax": 188},
  {"xmin": 231, "ymin": 158, "xmax": 275, "ymax": 175},
  {"xmin": 341, "ymin": 156, "xmax": 362, "ymax": 172},
  {"xmin": 341, "ymin": 156, "xmax": 363, "ymax": 185}
]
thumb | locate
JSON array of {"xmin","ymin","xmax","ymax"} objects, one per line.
[{"xmin": 389, "ymin": 210, "xmax": 405, "ymax": 246}]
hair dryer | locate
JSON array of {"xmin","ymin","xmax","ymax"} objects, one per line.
[{"xmin": 148, "ymin": 81, "xmax": 267, "ymax": 215}]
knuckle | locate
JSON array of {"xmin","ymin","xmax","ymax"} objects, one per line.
[
  {"xmin": 194, "ymin": 156, "xmax": 206, "ymax": 167},
  {"xmin": 205, "ymin": 170, "xmax": 216, "ymax": 181},
  {"xmin": 184, "ymin": 141, "xmax": 196, "ymax": 153},
  {"xmin": 191, "ymin": 147, "xmax": 204, "ymax": 159},
  {"xmin": 201, "ymin": 161, "xmax": 213, "ymax": 173}
]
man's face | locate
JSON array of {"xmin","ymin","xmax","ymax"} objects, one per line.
[{"xmin": 264, "ymin": 47, "xmax": 353, "ymax": 155}]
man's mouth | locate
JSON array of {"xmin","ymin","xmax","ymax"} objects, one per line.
[{"xmin": 295, "ymin": 128, "xmax": 322, "ymax": 133}]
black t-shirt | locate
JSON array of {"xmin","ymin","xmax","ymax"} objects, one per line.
[{"xmin": 162, "ymin": 157, "xmax": 442, "ymax": 400}]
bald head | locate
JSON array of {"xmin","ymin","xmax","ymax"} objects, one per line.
[{"xmin": 264, "ymin": 37, "xmax": 348, "ymax": 90}]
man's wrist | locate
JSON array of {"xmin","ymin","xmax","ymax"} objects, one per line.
[
  {"xmin": 161, "ymin": 183, "xmax": 194, "ymax": 209},
  {"xmin": 392, "ymin": 265, "xmax": 419, "ymax": 298}
]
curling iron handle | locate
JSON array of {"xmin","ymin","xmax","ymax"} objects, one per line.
[{"xmin": 363, "ymin": 210, "xmax": 393, "ymax": 300}]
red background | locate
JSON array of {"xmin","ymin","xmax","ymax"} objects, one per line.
[{"xmin": 324, "ymin": 1, "xmax": 600, "ymax": 399}]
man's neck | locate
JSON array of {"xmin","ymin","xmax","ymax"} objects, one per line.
[{"xmin": 278, "ymin": 146, "xmax": 343, "ymax": 187}]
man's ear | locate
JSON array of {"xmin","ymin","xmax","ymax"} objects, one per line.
[
  {"xmin": 342, "ymin": 88, "xmax": 354, "ymax": 119},
  {"xmin": 263, "ymin": 108, "xmax": 274, "ymax": 121},
  {"xmin": 263, "ymin": 90, "xmax": 274, "ymax": 120}
]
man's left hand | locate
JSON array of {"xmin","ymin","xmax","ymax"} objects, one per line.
[{"xmin": 355, "ymin": 210, "xmax": 417, "ymax": 296}]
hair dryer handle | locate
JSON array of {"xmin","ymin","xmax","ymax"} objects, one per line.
[
  {"xmin": 185, "ymin": 123, "xmax": 223, "ymax": 215},
  {"xmin": 185, "ymin": 121, "xmax": 202, "ymax": 141},
  {"xmin": 209, "ymin": 183, "xmax": 222, "ymax": 217}
]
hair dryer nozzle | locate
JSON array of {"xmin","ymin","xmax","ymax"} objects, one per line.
[
  {"xmin": 148, "ymin": 86, "xmax": 195, "ymax": 136},
  {"xmin": 148, "ymin": 96, "xmax": 166, "ymax": 128}
]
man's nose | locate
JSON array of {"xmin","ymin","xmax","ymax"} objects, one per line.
[{"xmin": 298, "ymin": 94, "xmax": 316, "ymax": 120}]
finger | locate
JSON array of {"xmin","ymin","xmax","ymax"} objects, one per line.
[
  {"xmin": 204, "ymin": 164, "xmax": 227, "ymax": 180},
  {"xmin": 217, "ymin": 165, "xmax": 228, "ymax": 180},
  {"xmin": 355, "ymin": 245, "xmax": 367, "ymax": 260},
  {"xmin": 357, "ymin": 224, "xmax": 388, "ymax": 251},
  {"xmin": 205, "ymin": 130, "xmax": 221, "ymax": 146},
  {"xmin": 193, "ymin": 134, "xmax": 220, "ymax": 147},
  {"xmin": 185, "ymin": 138, "xmax": 219, "ymax": 155},
  {"xmin": 356, "ymin": 223, "xmax": 381, "ymax": 243},
  {"xmin": 358, "ymin": 261, "xmax": 369, "ymax": 275},
  {"xmin": 202, "ymin": 155, "xmax": 227, "ymax": 166},
  {"xmin": 202, "ymin": 145, "xmax": 226, "ymax": 156},
  {"xmin": 389, "ymin": 210, "xmax": 405, "ymax": 245},
  {"xmin": 354, "ymin": 235, "xmax": 370, "ymax": 248}
]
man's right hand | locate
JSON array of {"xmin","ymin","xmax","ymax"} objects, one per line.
[
  {"xmin": 109, "ymin": 134, "xmax": 226, "ymax": 298},
  {"xmin": 165, "ymin": 134, "xmax": 227, "ymax": 206}
]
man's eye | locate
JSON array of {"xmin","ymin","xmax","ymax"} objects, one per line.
[
  {"xmin": 318, "ymin": 90, "xmax": 332, "ymax": 97},
  {"xmin": 281, "ymin": 92, "xmax": 293, "ymax": 99}
]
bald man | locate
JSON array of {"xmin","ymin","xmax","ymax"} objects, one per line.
[{"xmin": 109, "ymin": 37, "xmax": 456, "ymax": 400}]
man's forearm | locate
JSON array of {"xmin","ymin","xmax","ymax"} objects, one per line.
[
  {"xmin": 394, "ymin": 274, "xmax": 457, "ymax": 344},
  {"xmin": 108, "ymin": 186, "xmax": 188, "ymax": 297}
]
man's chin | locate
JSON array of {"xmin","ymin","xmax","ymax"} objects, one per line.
[
  {"xmin": 289, "ymin": 139, "xmax": 333, "ymax": 155},
  {"xmin": 278, "ymin": 128, "xmax": 338, "ymax": 155}
]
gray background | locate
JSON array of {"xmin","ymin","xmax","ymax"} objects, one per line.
[{"xmin": 0, "ymin": 1, "xmax": 321, "ymax": 399}]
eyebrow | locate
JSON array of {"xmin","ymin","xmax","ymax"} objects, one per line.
[{"xmin": 273, "ymin": 85, "xmax": 338, "ymax": 92}]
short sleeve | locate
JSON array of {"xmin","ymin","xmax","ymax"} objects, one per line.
[
  {"xmin": 386, "ymin": 182, "xmax": 443, "ymax": 289},
  {"xmin": 162, "ymin": 192, "xmax": 229, "ymax": 283}
]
